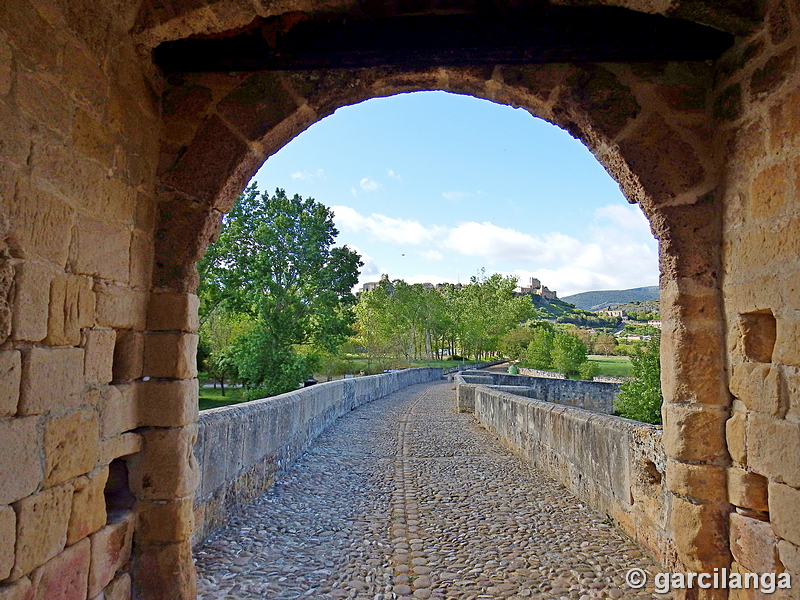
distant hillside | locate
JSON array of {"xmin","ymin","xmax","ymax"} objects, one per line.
[{"xmin": 561, "ymin": 286, "xmax": 660, "ymax": 312}]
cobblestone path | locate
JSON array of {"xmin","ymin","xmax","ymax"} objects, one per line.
[{"xmin": 195, "ymin": 380, "xmax": 666, "ymax": 600}]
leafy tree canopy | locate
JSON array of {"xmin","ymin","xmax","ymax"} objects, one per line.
[{"xmin": 198, "ymin": 185, "xmax": 362, "ymax": 396}]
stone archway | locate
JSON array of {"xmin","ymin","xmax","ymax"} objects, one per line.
[{"xmin": 146, "ymin": 57, "xmax": 731, "ymax": 596}]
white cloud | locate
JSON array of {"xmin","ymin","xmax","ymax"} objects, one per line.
[
  {"xmin": 290, "ymin": 168, "xmax": 326, "ymax": 181},
  {"xmin": 332, "ymin": 206, "xmax": 439, "ymax": 245},
  {"xmin": 442, "ymin": 191, "xmax": 468, "ymax": 201},
  {"xmin": 418, "ymin": 249, "xmax": 444, "ymax": 262},
  {"xmin": 330, "ymin": 204, "xmax": 658, "ymax": 297},
  {"xmin": 359, "ymin": 177, "xmax": 381, "ymax": 192},
  {"xmin": 387, "ymin": 169, "xmax": 401, "ymax": 180}
]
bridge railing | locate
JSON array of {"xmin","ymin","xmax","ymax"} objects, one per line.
[{"xmin": 193, "ymin": 367, "xmax": 443, "ymax": 546}]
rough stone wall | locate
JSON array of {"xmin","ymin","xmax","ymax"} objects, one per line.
[
  {"xmin": 0, "ymin": 1, "xmax": 168, "ymax": 599},
  {"xmin": 454, "ymin": 371, "xmax": 619, "ymax": 414},
  {"xmin": 715, "ymin": 0, "xmax": 800, "ymax": 592},
  {"xmin": 470, "ymin": 387, "xmax": 674, "ymax": 571},
  {"xmin": 193, "ymin": 367, "xmax": 442, "ymax": 547}
]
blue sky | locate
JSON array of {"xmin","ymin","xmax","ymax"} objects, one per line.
[{"xmin": 251, "ymin": 91, "xmax": 658, "ymax": 298}]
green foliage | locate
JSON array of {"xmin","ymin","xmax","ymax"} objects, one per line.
[
  {"xmin": 593, "ymin": 333, "xmax": 617, "ymax": 356},
  {"xmin": 499, "ymin": 327, "xmax": 536, "ymax": 360},
  {"xmin": 615, "ymin": 335, "xmax": 663, "ymax": 424},
  {"xmin": 198, "ymin": 185, "xmax": 362, "ymax": 397},
  {"xmin": 579, "ymin": 360, "xmax": 600, "ymax": 380},
  {"xmin": 523, "ymin": 327, "xmax": 555, "ymax": 370},
  {"xmin": 552, "ymin": 331, "xmax": 588, "ymax": 377},
  {"xmin": 354, "ymin": 273, "xmax": 534, "ymax": 364}
]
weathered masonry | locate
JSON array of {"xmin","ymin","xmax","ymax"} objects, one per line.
[{"xmin": 0, "ymin": 1, "xmax": 799, "ymax": 599}]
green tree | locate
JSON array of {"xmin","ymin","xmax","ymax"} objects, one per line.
[
  {"xmin": 199, "ymin": 185, "xmax": 362, "ymax": 397},
  {"xmin": 615, "ymin": 335, "xmax": 663, "ymax": 424},
  {"xmin": 499, "ymin": 326, "xmax": 536, "ymax": 361},
  {"xmin": 524, "ymin": 327, "xmax": 555, "ymax": 370},
  {"xmin": 594, "ymin": 333, "xmax": 617, "ymax": 356},
  {"xmin": 552, "ymin": 331, "xmax": 587, "ymax": 377}
]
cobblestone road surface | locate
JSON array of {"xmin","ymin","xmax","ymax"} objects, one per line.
[{"xmin": 195, "ymin": 380, "xmax": 666, "ymax": 600}]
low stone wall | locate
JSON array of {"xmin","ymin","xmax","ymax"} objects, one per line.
[
  {"xmin": 193, "ymin": 367, "xmax": 442, "ymax": 546},
  {"xmin": 442, "ymin": 360, "xmax": 505, "ymax": 375},
  {"xmin": 468, "ymin": 386, "xmax": 676, "ymax": 570},
  {"xmin": 455, "ymin": 371, "xmax": 619, "ymax": 414}
]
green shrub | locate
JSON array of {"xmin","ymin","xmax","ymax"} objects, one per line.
[{"xmin": 614, "ymin": 336, "xmax": 662, "ymax": 424}]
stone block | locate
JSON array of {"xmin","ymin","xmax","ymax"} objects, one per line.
[
  {"xmin": 769, "ymin": 481, "xmax": 800, "ymax": 547},
  {"xmin": 147, "ymin": 292, "xmax": 200, "ymax": 333},
  {"xmin": 44, "ymin": 409, "xmax": 99, "ymax": 486},
  {"xmin": 748, "ymin": 162, "xmax": 788, "ymax": 221},
  {"xmin": 29, "ymin": 538, "xmax": 90, "ymax": 600},
  {"xmin": 70, "ymin": 217, "xmax": 130, "ymax": 283},
  {"xmin": 72, "ymin": 110, "xmax": 114, "ymax": 170},
  {"xmin": 93, "ymin": 283, "xmax": 146, "ymax": 331},
  {"xmin": 135, "ymin": 498, "xmax": 194, "ymax": 543},
  {"xmin": 11, "ymin": 260, "xmax": 54, "ymax": 342},
  {"xmin": 8, "ymin": 180, "xmax": 74, "ymax": 266},
  {"xmin": 87, "ymin": 511, "xmax": 134, "ymax": 598},
  {"xmin": 132, "ymin": 541, "xmax": 196, "ymax": 600},
  {"xmin": 670, "ymin": 495, "xmax": 730, "ymax": 572},
  {"xmin": 99, "ymin": 385, "xmax": 137, "ymax": 439},
  {"xmin": 786, "ymin": 366, "xmax": 800, "ymax": 422},
  {"xmin": 18, "ymin": 347, "xmax": 85, "ymax": 416},
  {"xmin": 665, "ymin": 461, "xmax": 726, "ymax": 503},
  {"xmin": 45, "ymin": 275, "xmax": 96, "ymax": 347},
  {"xmin": 728, "ymin": 467, "xmax": 768, "ymax": 511},
  {"xmin": 0, "ymin": 578, "xmax": 33, "ymax": 600},
  {"xmin": 0, "ymin": 416, "xmax": 41, "ymax": 505},
  {"xmin": 729, "ymin": 362, "xmax": 782, "ymax": 415},
  {"xmin": 127, "ymin": 426, "xmax": 199, "ymax": 500},
  {"xmin": 662, "ymin": 403, "xmax": 728, "ymax": 462},
  {"xmin": 730, "ymin": 512, "xmax": 781, "ymax": 574},
  {"xmin": 727, "ymin": 411, "xmax": 748, "ymax": 466},
  {"xmin": 0, "ymin": 505, "xmax": 16, "ymax": 580},
  {"xmin": 0, "ymin": 350, "xmax": 21, "ymax": 417},
  {"xmin": 136, "ymin": 379, "xmax": 199, "ymax": 427},
  {"xmin": 103, "ymin": 573, "xmax": 131, "ymax": 600},
  {"xmin": 99, "ymin": 433, "xmax": 143, "ymax": 465},
  {"xmin": 128, "ymin": 231, "xmax": 153, "ymax": 291},
  {"xmin": 748, "ymin": 413, "xmax": 800, "ymax": 488},
  {"xmin": 775, "ymin": 319, "xmax": 800, "ymax": 368},
  {"xmin": 750, "ymin": 48, "xmax": 796, "ymax": 99},
  {"xmin": 112, "ymin": 330, "xmax": 143, "ymax": 382},
  {"xmin": 738, "ymin": 310, "xmax": 777, "ymax": 364},
  {"xmin": 16, "ymin": 70, "xmax": 71, "ymax": 141},
  {"xmin": 67, "ymin": 469, "xmax": 108, "ymax": 546},
  {"xmin": 142, "ymin": 333, "xmax": 198, "ymax": 379},
  {"xmin": 778, "ymin": 540, "xmax": 800, "ymax": 575},
  {"xmin": 163, "ymin": 114, "xmax": 251, "ymax": 207},
  {"xmin": 12, "ymin": 483, "xmax": 73, "ymax": 579},
  {"xmin": 83, "ymin": 329, "xmax": 116, "ymax": 384}
]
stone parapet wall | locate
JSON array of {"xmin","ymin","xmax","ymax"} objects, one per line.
[
  {"xmin": 455, "ymin": 371, "xmax": 619, "ymax": 414},
  {"xmin": 442, "ymin": 360, "xmax": 505, "ymax": 375},
  {"xmin": 469, "ymin": 386, "xmax": 676, "ymax": 571},
  {"xmin": 192, "ymin": 368, "xmax": 442, "ymax": 547}
]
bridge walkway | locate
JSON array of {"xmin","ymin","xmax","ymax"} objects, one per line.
[{"xmin": 195, "ymin": 380, "xmax": 664, "ymax": 600}]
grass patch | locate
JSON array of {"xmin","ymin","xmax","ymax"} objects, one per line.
[
  {"xmin": 587, "ymin": 355, "xmax": 633, "ymax": 377},
  {"xmin": 198, "ymin": 386, "xmax": 249, "ymax": 411}
]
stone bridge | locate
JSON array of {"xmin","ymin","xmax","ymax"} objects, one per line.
[
  {"xmin": 0, "ymin": 0, "xmax": 799, "ymax": 599},
  {"xmin": 194, "ymin": 375, "xmax": 664, "ymax": 600}
]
